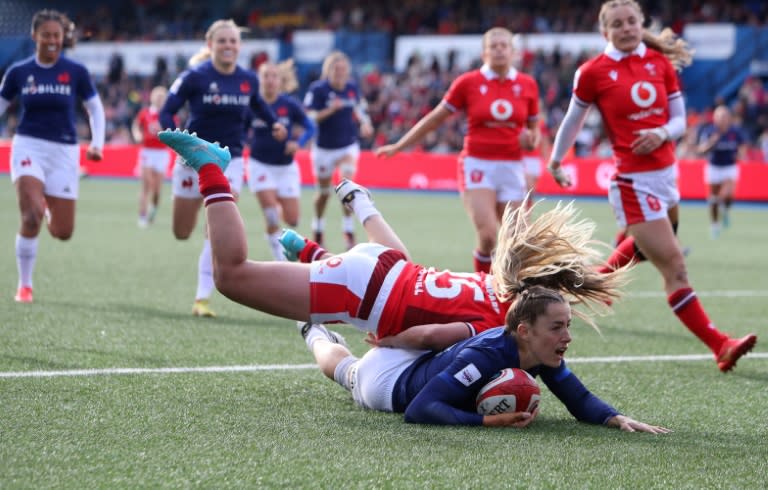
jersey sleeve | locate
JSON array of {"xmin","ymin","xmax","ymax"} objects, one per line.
[
  {"xmin": 291, "ymin": 98, "xmax": 316, "ymax": 146},
  {"xmin": 159, "ymin": 72, "xmax": 191, "ymax": 129},
  {"xmin": 572, "ymin": 64, "xmax": 595, "ymax": 106},
  {"xmin": 662, "ymin": 57, "xmax": 681, "ymax": 95},
  {"xmin": 304, "ymin": 83, "xmax": 321, "ymax": 110},
  {"xmin": 249, "ymin": 74, "xmax": 277, "ymax": 126},
  {"xmin": 403, "ymin": 347, "xmax": 503, "ymax": 426},
  {"xmin": 75, "ymin": 64, "xmax": 98, "ymax": 100},
  {"xmin": 442, "ymin": 73, "xmax": 468, "ymax": 112},
  {"xmin": 540, "ymin": 362, "xmax": 620, "ymax": 425},
  {"xmin": 0, "ymin": 66, "xmax": 18, "ymax": 101}
]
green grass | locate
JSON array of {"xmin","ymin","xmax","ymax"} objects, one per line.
[{"xmin": 1, "ymin": 179, "xmax": 766, "ymax": 488}]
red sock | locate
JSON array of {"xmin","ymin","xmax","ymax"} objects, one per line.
[
  {"xmin": 198, "ymin": 164, "xmax": 233, "ymax": 206},
  {"xmin": 298, "ymin": 239, "xmax": 328, "ymax": 263},
  {"xmin": 473, "ymin": 250, "xmax": 492, "ymax": 273},
  {"xmin": 668, "ymin": 287, "xmax": 728, "ymax": 353},
  {"xmin": 598, "ymin": 236, "xmax": 638, "ymax": 274},
  {"xmin": 613, "ymin": 229, "xmax": 628, "ymax": 247}
]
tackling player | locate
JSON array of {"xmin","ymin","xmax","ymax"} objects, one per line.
[{"xmin": 158, "ymin": 129, "xmax": 624, "ymax": 351}]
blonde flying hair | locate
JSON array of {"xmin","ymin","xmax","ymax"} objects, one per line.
[
  {"xmin": 492, "ymin": 200, "xmax": 629, "ymax": 331},
  {"xmin": 599, "ymin": 0, "xmax": 693, "ymax": 71},
  {"xmin": 189, "ymin": 19, "xmax": 246, "ymax": 67}
]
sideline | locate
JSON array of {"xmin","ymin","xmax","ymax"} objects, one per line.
[{"xmin": 1, "ymin": 354, "xmax": 766, "ymax": 379}]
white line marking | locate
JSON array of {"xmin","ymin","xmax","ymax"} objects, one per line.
[
  {"xmin": 1, "ymin": 355, "xmax": 765, "ymax": 379},
  {"xmin": 628, "ymin": 290, "xmax": 768, "ymax": 298}
]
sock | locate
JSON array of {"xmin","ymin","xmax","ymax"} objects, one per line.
[
  {"xmin": 196, "ymin": 239, "xmax": 215, "ymax": 300},
  {"xmin": 473, "ymin": 250, "xmax": 492, "ymax": 273},
  {"xmin": 267, "ymin": 231, "xmax": 285, "ymax": 261},
  {"xmin": 349, "ymin": 194, "xmax": 380, "ymax": 224},
  {"xmin": 16, "ymin": 234, "xmax": 38, "ymax": 288},
  {"xmin": 333, "ymin": 355, "xmax": 359, "ymax": 391},
  {"xmin": 311, "ymin": 217, "xmax": 325, "ymax": 234},
  {"xmin": 613, "ymin": 229, "xmax": 628, "ymax": 247},
  {"xmin": 668, "ymin": 287, "xmax": 728, "ymax": 353},
  {"xmin": 298, "ymin": 238, "xmax": 328, "ymax": 263},
  {"xmin": 198, "ymin": 164, "xmax": 233, "ymax": 206},
  {"xmin": 342, "ymin": 215, "xmax": 355, "ymax": 234},
  {"xmin": 598, "ymin": 236, "xmax": 639, "ymax": 273},
  {"xmin": 302, "ymin": 324, "xmax": 332, "ymax": 350}
]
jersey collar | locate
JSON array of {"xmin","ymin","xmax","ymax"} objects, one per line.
[
  {"xmin": 604, "ymin": 41, "xmax": 647, "ymax": 61},
  {"xmin": 480, "ymin": 64, "xmax": 518, "ymax": 81}
]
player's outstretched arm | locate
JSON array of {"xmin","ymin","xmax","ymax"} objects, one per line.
[
  {"xmin": 607, "ymin": 415, "xmax": 671, "ymax": 434},
  {"xmin": 366, "ymin": 322, "xmax": 475, "ymax": 350}
]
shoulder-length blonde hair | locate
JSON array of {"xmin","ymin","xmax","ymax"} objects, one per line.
[{"xmin": 188, "ymin": 18, "xmax": 246, "ymax": 67}]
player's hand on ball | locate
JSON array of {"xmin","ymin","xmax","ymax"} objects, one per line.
[{"xmin": 482, "ymin": 408, "xmax": 537, "ymax": 428}]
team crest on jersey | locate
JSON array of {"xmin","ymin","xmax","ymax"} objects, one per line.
[
  {"xmin": 209, "ymin": 82, "xmax": 219, "ymax": 92},
  {"xmin": 609, "ymin": 70, "xmax": 618, "ymax": 81},
  {"xmin": 454, "ymin": 363, "xmax": 482, "ymax": 387},
  {"xmin": 240, "ymin": 81, "xmax": 251, "ymax": 93},
  {"xmin": 57, "ymin": 72, "xmax": 70, "ymax": 83},
  {"xmin": 480, "ymin": 84, "xmax": 487, "ymax": 95},
  {"xmin": 644, "ymin": 63, "xmax": 657, "ymax": 76}
]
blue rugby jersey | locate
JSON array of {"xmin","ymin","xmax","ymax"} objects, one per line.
[
  {"xmin": 392, "ymin": 327, "xmax": 620, "ymax": 426},
  {"xmin": 303, "ymin": 79, "xmax": 362, "ymax": 149},
  {"xmin": 249, "ymin": 93, "xmax": 315, "ymax": 165},
  {"xmin": 160, "ymin": 60, "xmax": 277, "ymax": 158},
  {"xmin": 697, "ymin": 124, "xmax": 748, "ymax": 167},
  {"xmin": 0, "ymin": 56, "xmax": 98, "ymax": 144}
]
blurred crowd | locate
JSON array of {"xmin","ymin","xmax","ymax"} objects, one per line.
[
  {"xmin": 61, "ymin": 0, "xmax": 768, "ymax": 41},
  {"xmin": 2, "ymin": 0, "xmax": 768, "ymax": 161}
]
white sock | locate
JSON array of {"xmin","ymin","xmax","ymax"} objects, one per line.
[
  {"xmin": 196, "ymin": 239, "xmax": 214, "ymax": 300},
  {"xmin": 342, "ymin": 215, "xmax": 355, "ymax": 234},
  {"xmin": 350, "ymin": 194, "xmax": 380, "ymax": 224},
  {"xmin": 16, "ymin": 234, "xmax": 38, "ymax": 288},
  {"xmin": 302, "ymin": 323, "xmax": 331, "ymax": 351},
  {"xmin": 267, "ymin": 231, "xmax": 285, "ymax": 261},
  {"xmin": 333, "ymin": 355, "xmax": 359, "ymax": 391},
  {"xmin": 311, "ymin": 217, "xmax": 325, "ymax": 233}
]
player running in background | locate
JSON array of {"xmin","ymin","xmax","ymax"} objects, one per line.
[
  {"xmin": 247, "ymin": 60, "xmax": 315, "ymax": 261},
  {"xmin": 298, "ymin": 287, "xmax": 669, "ymax": 432},
  {"xmin": 0, "ymin": 9, "xmax": 105, "ymax": 303},
  {"xmin": 132, "ymin": 85, "xmax": 172, "ymax": 228},
  {"xmin": 159, "ymin": 19, "xmax": 286, "ymax": 317},
  {"xmin": 303, "ymin": 51, "xmax": 373, "ymax": 249},
  {"xmin": 158, "ymin": 129, "xmax": 625, "ymax": 351},
  {"xmin": 376, "ymin": 27, "xmax": 541, "ymax": 274},
  {"xmin": 546, "ymin": 0, "xmax": 756, "ymax": 372},
  {"xmin": 695, "ymin": 104, "xmax": 748, "ymax": 238}
]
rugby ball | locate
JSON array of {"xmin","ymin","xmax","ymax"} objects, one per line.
[{"xmin": 476, "ymin": 368, "xmax": 541, "ymax": 415}]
